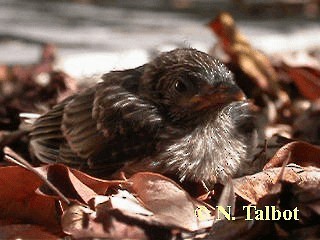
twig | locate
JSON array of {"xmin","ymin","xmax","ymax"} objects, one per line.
[{"xmin": 4, "ymin": 147, "xmax": 70, "ymax": 205}]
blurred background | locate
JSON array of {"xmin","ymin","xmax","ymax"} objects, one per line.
[{"xmin": 1, "ymin": 0, "xmax": 319, "ymax": 80}]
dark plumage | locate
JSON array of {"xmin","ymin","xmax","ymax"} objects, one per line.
[{"xmin": 30, "ymin": 48, "xmax": 257, "ymax": 185}]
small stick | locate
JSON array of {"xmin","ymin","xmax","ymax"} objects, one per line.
[{"xmin": 4, "ymin": 147, "xmax": 70, "ymax": 205}]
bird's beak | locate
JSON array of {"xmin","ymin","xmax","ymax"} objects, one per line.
[{"xmin": 190, "ymin": 84, "xmax": 246, "ymax": 111}]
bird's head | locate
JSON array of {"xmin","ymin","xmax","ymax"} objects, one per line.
[{"xmin": 139, "ymin": 48, "xmax": 246, "ymax": 125}]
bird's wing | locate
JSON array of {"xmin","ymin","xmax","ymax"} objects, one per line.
[
  {"xmin": 31, "ymin": 67, "xmax": 164, "ymax": 169},
  {"xmin": 61, "ymin": 67, "xmax": 163, "ymax": 168},
  {"xmin": 93, "ymin": 68, "xmax": 163, "ymax": 135},
  {"xmin": 61, "ymin": 86, "xmax": 107, "ymax": 160},
  {"xmin": 29, "ymin": 96, "xmax": 81, "ymax": 164},
  {"xmin": 30, "ymin": 86, "xmax": 106, "ymax": 165},
  {"xmin": 87, "ymin": 68, "xmax": 164, "ymax": 167}
]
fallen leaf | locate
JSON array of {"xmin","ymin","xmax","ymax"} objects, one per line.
[
  {"xmin": 70, "ymin": 168, "xmax": 123, "ymax": 195},
  {"xmin": 127, "ymin": 172, "xmax": 214, "ymax": 231},
  {"xmin": 286, "ymin": 66, "xmax": 320, "ymax": 100},
  {"xmin": 37, "ymin": 164, "xmax": 122, "ymax": 204},
  {"xmin": 0, "ymin": 166, "xmax": 60, "ymax": 231},
  {"xmin": 0, "ymin": 224, "xmax": 59, "ymax": 240},
  {"xmin": 62, "ymin": 204, "xmax": 148, "ymax": 239},
  {"xmin": 207, "ymin": 12, "xmax": 283, "ymax": 100},
  {"xmin": 264, "ymin": 141, "xmax": 320, "ymax": 169},
  {"xmin": 215, "ymin": 179, "xmax": 235, "ymax": 219},
  {"xmin": 288, "ymin": 167, "xmax": 320, "ymax": 217},
  {"xmin": 233, "ymin": 165, "xmax": 304, "ymax": 204}
]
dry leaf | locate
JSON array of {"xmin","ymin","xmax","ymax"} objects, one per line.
[
  {"xmin": 233, "ymin": 165, "xmax": 319, "ymax": 205},
  {"xmin": 62, "ymin": 204, "xmax": 148, "ymax": 239},
  {"xmin": 264, "ymin": 141, "xmax": 320, "ymax": 170},
  {"xmin": 38, "ymin": 164, "xmax": 122, "ymax": 204},
  {"xmin": 208, "ymin": 12, "xmax": 282, "ymax": 99},
  {"xmin": 215, "ymin": 179, "xmax": 235, "ymax": 219},
  {"xmin": 0, "ymin": 166, "xmax": 60, "ymax": 230},
  {"xmin": 0, "ymin": 224, "xmax": 59, "ymax": 240},
  {"xmin": 288, "ymin": 167, "xmax": 320, "ymax": 216},
  {"xmin": 286, "ymin": 67, "xmax": 320, "ymax": 100},
  {"xmin": 61, "ymin": 172, "xmax": 215, "ymax": 239},
  {"xmin": 127, "ymin": 172, "xmax": 214, "ymax": 231}
]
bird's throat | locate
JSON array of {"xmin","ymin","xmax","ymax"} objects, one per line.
[{"xmin": 155, "ymin": 102, "xmax": 256, "ymax": 185}]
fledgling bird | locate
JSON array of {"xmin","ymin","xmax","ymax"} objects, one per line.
[{"xmin": 30, "ymin": 48, "xmax": 257, "ymax": 185}]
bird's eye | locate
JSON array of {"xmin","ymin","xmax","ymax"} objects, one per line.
[{"xmin": 174, "ymin": 80, "xmax": 188, "ymax": 93}]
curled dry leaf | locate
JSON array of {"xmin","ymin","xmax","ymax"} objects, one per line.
[
  {"xmin": 70, "ymin": 167, "xmax": 124, "ymax": 195},
  {"xmin": 214, "ymin": 180, "xmax": 282, "ymax": 240},
  {"xmin": 264, "ymin": 141, "xmax": 320, "ymax": 170},
  {"xmin": 38, "ymin": 164, "xmax": 101, "ymax": 204},
  {"xmin": 233, "ymin": 165, "xmax": 319, "ymax": 205},
  {"xmin": 38, "ymin": 164, "xmax": 123, "ymax": 204},
  {"xmin": 207, "ymin": 12, "xmax": 283, "ymax": 100},
  {"xmin": 1, "ymin": 150, "xmax": 215, "ymax": 238},
  {"xmin": 0, "ymin": 166, "xmax": 59, "ymax": 230},
  {"xmin": 2, "ymin": 148, "xmax": 124, "ymax": 229},
  {"xmin": 62, "ymin": 172, "xmax": 214, "ymax": 239},
  {"xmin": 277, "ymin": 48, "xmax": 320, "ymax": 100},
  {"xmin": 207, "ymin": 166, "xmax": 285, "ymax": 239},
  {"xmin": 127, "ymin": 172, "xmax": 214, "ymax": 231},
  {"xmin": 286, "ymin": 66, "xmax": 320, "ymax": 100},
  {"xmin": 288, "ymin": 166, "xmax": 320, "ymax": 217}
]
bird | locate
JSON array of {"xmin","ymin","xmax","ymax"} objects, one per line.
[{"xmin": 29, "ymin": 48, "xmax": 257, "ymax": 186}]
